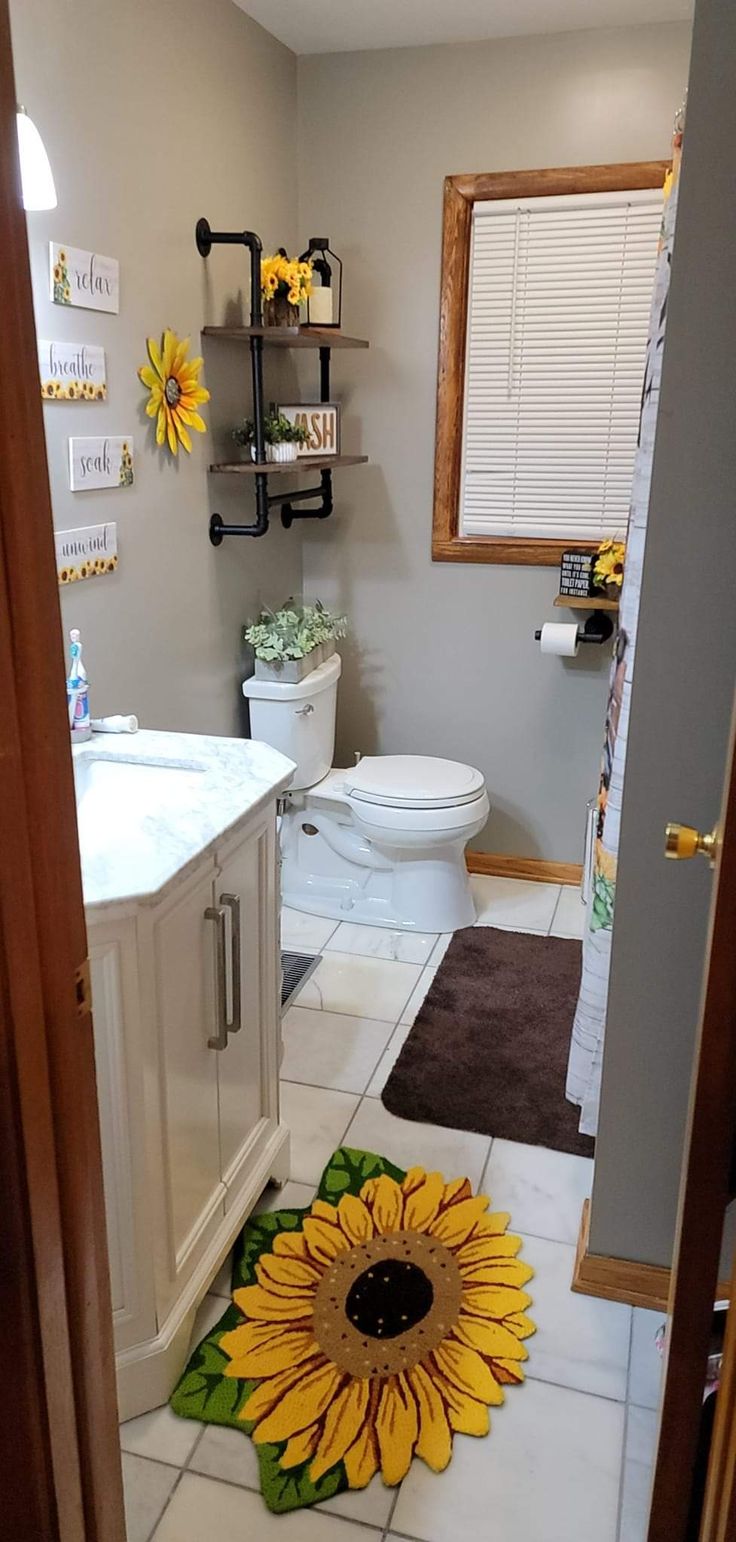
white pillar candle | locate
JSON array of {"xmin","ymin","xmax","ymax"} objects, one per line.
[{"xmin": 308, "ymin": 286, "xmax": 333, "ymax": 325}]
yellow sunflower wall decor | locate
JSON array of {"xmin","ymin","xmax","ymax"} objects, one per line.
[
  {"xmin": 138, "ymin": 328, "xmax": 210, "ymax": 456},
  {"xmin": 170, "ymin": 1146, "xmax": 535, "ymax": 1514}
]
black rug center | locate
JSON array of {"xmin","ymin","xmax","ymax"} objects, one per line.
[{"xmin": 345, "ymin": 1259, "xmax": 434, "ymax": 1339}]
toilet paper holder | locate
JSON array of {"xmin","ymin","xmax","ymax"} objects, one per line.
[{"xmin": 534, "ymin": 613, "xmax": 615, "ymax": 646}]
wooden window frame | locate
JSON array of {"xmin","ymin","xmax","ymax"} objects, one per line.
[{"xmin": 432, "ymin": 162, "xmax": 670, "ymax": 567}]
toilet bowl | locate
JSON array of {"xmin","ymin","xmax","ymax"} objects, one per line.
[{"xmin": 242, "ymin": 654, "xmax": 489, "ymax": 933}]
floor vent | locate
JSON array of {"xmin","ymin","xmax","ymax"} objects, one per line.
[{"xmin": 281, "ymin": 950, "xmax": 320, "ymax": 1013}]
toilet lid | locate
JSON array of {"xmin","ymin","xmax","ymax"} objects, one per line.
[{"xmin": 344, "ymin": 755, "xmax": 486, "ymax": 810}]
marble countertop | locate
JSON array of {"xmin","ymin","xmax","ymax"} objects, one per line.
[{"xmin": 73, "ymin": 729, "xmax": 295, "ymax": 910}]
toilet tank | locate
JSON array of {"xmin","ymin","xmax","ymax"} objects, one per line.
[{"xmin": 242, "ymin": 653, "xmax": 341, "ymax": 791}]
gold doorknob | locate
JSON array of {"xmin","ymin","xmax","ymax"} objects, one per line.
[{"xmin": 665, "ymin": 822, "xmax": 720, "ymax": 865}]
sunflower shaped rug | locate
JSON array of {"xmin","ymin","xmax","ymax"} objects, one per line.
[{"xmin": 170, "ymin": 1147, "xmax": 535, "ymax": 1513}]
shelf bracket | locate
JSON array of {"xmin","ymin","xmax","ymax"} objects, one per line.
[{"xmin": 281, "ymin": 470, "xmax": 334, "ymax": 529}]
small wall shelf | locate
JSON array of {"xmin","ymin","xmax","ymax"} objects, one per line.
[
  {"xmin": 195, "ymin": 219, "xmax": 369, "ymax": 541},
  {"xmin": 210, "ymin": 455, "xmax": 369, "ymax": 475},
  {"xmin": 554, "ymin": 594, "xmax": 619, "ymax": 612}
]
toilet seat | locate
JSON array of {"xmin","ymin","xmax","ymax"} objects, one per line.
[{"xmin": 344, "ymin": 754, "xmax": 486, "ymax": 811}]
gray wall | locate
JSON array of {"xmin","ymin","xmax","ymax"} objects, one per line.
[
  {"xmin": 10, "ymin": 0, "xmax": 302, "ymax": 736},
  {"xmin": 590, "ymin": 0, "xmax": 736, "ymax": 1268},
  {"xmin": 297, "ymin": 23, "xmax": 692, "ymax": 860}
]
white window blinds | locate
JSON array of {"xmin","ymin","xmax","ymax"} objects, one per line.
[{"xmin": 460, "ymin": 189, "xmax": 663, "ymax": 542}]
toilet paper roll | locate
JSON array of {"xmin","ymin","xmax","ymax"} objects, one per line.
[{"xmin": 539, "ymin": 622, "xmax": 579, "ymax": 657}]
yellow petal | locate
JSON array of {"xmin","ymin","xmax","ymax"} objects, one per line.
[
  {"xmin": 461, "ymin": 1262, "xmax": 530, "ymax": 1287},
  {"xmin": 337, "ymin": 1193, "xmax": 375, "ymax": 1245},
  {"xmin": 223, "ymin": 1325, "xmax": 317, "ymax": 1379},
  {"xmin": 233, "ymin": 1282, "xmax": 314, "ymax": 1321},
  {"xmin": 175, "ymin": 418, "xmax": 192, "ymax": 454},
  {"xmin": 242, "ymin": 1356, "xmax": 325, "ymax": 1425},
  {"xmin": 155, "ymin": 405, "xmax": 166, "ymax": 446},
  {"xmin": 464, "ymin": 1261, "xmax": 534, "ymax": 1293},
  {"xmin": 433, "ymin": 1339, "xmax": 505, "ymax": 1405},
  {"xmin": 493, "ymin": 1358, "xmax": 526, "ymax": 1385},
  {"xmin": 147, "ymin": 335, "xmax": 164, "ymax": 379},
  {"xmin": 161, "ymin": 328, "xmax": 178, "ymax": 378},
  {"xmin": 145, "ymin": 396, "xmax": 160, "ymax": 418},
  {"xmin": 403, "ymin": 1171, "xmax": 445, "ymax": 1233},
  {"xmin": 257, "ymin": 1253, "xmax": 322, "ymax": 1293},
  {"xmin": 452, "ymin": 1317, "xmax": 528, "ymax": 1361},
  {"xmin": 179, "ymin": 384, "xmax": 210, "ymax": 405},
  {"xmin": 408, "ymin": 1363, "xmax": 452, "ymax": 1473},
  {"xmin": 504, "ymin": 1310, "xmax": 537, "ymax": 1340},
  {"xmin": 302, "ymin": 1216, "xmax": 350, "ymax": 1265},
  {"xmin": 171, "ymin": 335, "xmax": 191, "ymax": 374},
  {"xmin": 441, "ymin": 1177, "xmax": 472, "ymax": 1208},
  {"xmin": 281, "ymin": 1424, "xmax": 320, "ymax": 1469},
  {"xmin": 368, "ymin": 1174, "xmax": 404, "ymax": 1233},
  {"xmin": 273, "ymin": 1230, "xmax": 312, "ymax": 1262},
  {"xmin": 458, "ymin": 1213, "xmax": 512, "ymax": 1247},
  {"xmin": 458, "ymin": 1287, "xmax": 532, "ymax": 1321},
  {"xmin": 434, "ymin": 1372, "xmax": 490, "ymax": 1436},
  {"xmin": 138, "ymin": 364, "xmax": 161, "ymax": 391},
  {"xmin": 401, "ymin": 1166, "xmax": 428, "ymax": 1196},
  {"xmin": 176, "ymin": 407, "xmax": 207, "ymax": 433},
  {"xmin": 456, "ymin": 1231, "xmax": 519, "ymax": 1268},
  {"xmin": 166, "ymin": 409, "xmax": 178, "ymax": 456},
  {"xmin": 178, "ymin": 352, "xmax": 203, "ymax": 378},
  {"xmin": 253, "ymin": 1359, "xmax": 345, "ymax": 1445},
  {"xmin": 310, "ymin": 1377, "xmax": 370, "ymax": 1482},
  {"xmin": 375, "ymin": 1372, "xmax": 418, "ymax": 1486},
  {"xmin": 429, "ymin": 1195, "xmax": 489, "ymax": 1247},
  {"xmin": 310, "ymin": 1200, "xmax": 340, "ymax": 1224},
  {"xmin": 344, "ymin": 1421, "xmax": 379, "ymax": 1488}
]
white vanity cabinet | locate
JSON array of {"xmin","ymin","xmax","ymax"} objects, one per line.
[{"xmin": 76, "ymin": 732, "xmax": 293, "ymax": 1421}]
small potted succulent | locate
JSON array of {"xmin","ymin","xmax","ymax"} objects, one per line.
[
  {"xmin": 232, "ymin": 410, "xmax": 311, "ymax": 464},
  {"xmin": 244, "ymin": 599, "xmax": 347, "ymax": 683}
]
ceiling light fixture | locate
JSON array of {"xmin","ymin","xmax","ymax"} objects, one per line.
[{"xmin": 16, "ymin": 105, "xmax": 57, "ymax": 211}]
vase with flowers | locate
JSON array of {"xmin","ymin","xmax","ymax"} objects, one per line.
[
  {"xmin": 593, "ymin": 539, "xmax": 626, "ymax": 601},
  {"xmin": 260, "ymin": 248, "xmax": 313, "ymax": 327}
]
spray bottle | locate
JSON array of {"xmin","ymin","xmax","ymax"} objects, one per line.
[{"xmin": 67, "ymin": 628, "xmax": 91, "ymax": 742}]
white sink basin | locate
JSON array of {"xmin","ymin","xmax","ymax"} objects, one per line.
[{"xmin": 71, "ymin": 729, "xmax": 295, "ymax": 910}]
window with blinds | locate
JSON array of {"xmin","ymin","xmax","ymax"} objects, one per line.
[{"xmin": 459, "ymin": 189, "xmax": 663, "ymax": 543}]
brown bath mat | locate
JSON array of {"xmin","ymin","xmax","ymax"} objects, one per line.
[{"xmin": 382, "ymin": 927, "xmax": 593, "ymax": 1159}]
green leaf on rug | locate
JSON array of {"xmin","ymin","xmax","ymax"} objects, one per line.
[
  {"xmin": 317, "ymin": 1145, "xmax": 406, "ymax": 1203},
  {"xmin": 170, "ymin": 1326, "xmax": 253, "ymax": 1427},
  {"xmin": 257, "ymin": 1442, "xmax": 345, "ymax": 1514}
]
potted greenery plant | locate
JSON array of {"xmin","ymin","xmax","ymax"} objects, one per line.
[
  {"xmin": 244, "ymin": 599, "xmax": 347, "ymax": 683},
  {"xmin": 232, "ymin": 410, "xmax": 311, "ymax": 464}
]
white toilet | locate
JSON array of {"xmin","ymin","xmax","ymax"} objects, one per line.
[{"xmin": 243, "ymin": 654, "xmax": 489, "ymax": 933}]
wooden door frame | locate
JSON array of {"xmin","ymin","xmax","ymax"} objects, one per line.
[{"xmin": 0, "ymin": 3, "xmax": 125, "ymax": 1536}]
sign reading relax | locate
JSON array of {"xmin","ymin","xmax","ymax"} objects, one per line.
[{"xmin": 50, "ymin": 242, "xmax": 120, "ymax": 314}]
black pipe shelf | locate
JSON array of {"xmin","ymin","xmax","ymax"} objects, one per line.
[
  {"xmin": 211, "ymin": 455, "xmax": 368, "ymax": 475},
  {"xmin": 195, "ymin": 218, "xmax": 369, "ymax": 541}
]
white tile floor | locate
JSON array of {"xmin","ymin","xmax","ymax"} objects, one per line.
[{"xmin": 121, "ymin": 876, "xmax": 660, "ymax": 1542}]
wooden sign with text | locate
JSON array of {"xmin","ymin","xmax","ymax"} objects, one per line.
[
  {"xmin": 55, "ymin": 522, "xmax": 118, "ymax": 584},
  {"xmin": 69, "ymin": 437, "xmax": 134, "ymax": 491},
  {"xmin": 279, "ymin": 402, "xmax": 340, "ymax": 458},
  {"xmin": 38, "ymin": 339, "xmax": 107, "ymax": 401},
  {"xmin": 50, "ymin": 242, "xmax": 120, "ymax": 314}
]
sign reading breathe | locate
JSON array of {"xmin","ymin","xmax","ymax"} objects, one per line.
[{"xmin": 50, "ymin": 242, "xmax": 120, "ymax": 314}]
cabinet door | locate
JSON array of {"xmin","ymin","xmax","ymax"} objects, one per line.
[
  {"xmin": 216, "ymin": 813, "xmax": 280, "ymax": 1207},
  {"xmin": 150, "ymin": 863, "xmax": 225, "ymax": 1304}
]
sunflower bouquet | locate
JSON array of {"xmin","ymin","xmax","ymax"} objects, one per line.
[
  {"xmin": 261, "ymin": 249, "xmax": 313, "ymax": 325},
  {"xmin": 593, "ymin": 539, "xmax": 625, "ymax": 599}
]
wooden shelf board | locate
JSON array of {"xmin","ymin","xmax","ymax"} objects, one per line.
[
  {"xmin": 202, "ymin": 325, "xmax": 369, "ymax": 350},
  {"xmin": 209, "ymin": 454, "xmax": 368, "ymax": 475},
  {"xmin": 554, "ymin": 594, "xmax": 619, "ymax": 612}
]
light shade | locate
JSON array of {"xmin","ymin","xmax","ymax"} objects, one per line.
[{"xmin": 16, "ymin": 106, "xmax": 56, "ymax": 211}]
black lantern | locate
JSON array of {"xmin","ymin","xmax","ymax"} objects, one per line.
[{"xmin": 299, "ymin": 236, "xmax": 342, "ymax": 329}]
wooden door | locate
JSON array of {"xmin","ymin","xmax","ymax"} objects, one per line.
[
  {"xmin": 647, "ymin": 696, "xmax": 736, "ymax": 1537},
  {"xmin": 216, "ymin": 816, "xmax": 276, "ymax": 1206},
  {"xmin": 0, "ymin": 0, "xmax": 124, "ymax": 1535}
]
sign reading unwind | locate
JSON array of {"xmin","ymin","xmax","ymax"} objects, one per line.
[{"xmin": 50, "ymin": 242, "xmax": 119, "ymax": 314}]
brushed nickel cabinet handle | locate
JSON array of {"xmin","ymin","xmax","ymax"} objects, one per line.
[
  {"xmin": 221, "ymin": 893, "xmax": 242, "ymax": 1033},
  {"xmin": 204, "ymin": 905, "xmax": 228, "ymax": 1050}
]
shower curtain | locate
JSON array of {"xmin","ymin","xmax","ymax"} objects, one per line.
[{"xmin": 566, "ymin": 126, "xmax": 683, "ymax": 1137}]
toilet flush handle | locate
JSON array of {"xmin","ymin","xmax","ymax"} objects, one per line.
[{"xmin": 295, "ymin": 703, "xmax": 314, "ymax": 717}]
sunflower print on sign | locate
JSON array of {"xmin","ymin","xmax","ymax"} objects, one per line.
[{"xmin": 170, "ymin": 1147, "xmax": 535, "ymax": 1513}]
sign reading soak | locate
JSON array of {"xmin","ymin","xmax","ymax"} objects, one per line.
[
  {"xmin": 38, "ymin": 339, "xmax": 107, "ymax": 401},
  {"xmin": 69, "ymin": 437, "xmax": 134, "ymax": 491},
  {"xmin": 50, "ymin": 242, "xmax": 119, "ymax": 314},
  {"xmin": 278, "ymin": 402, "xmax": 340, "ymax": 458},
  {"xmin": 55, "ymin": 522, "xmax": 118, "ymax": 584}
]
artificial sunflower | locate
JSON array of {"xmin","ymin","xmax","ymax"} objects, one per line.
[
  {"xmin": 138, "ymin": 328, "xmax": 210, "ymax": 456},
  {"xmin": 219, "ymin": 1161, "xmax": 534, "ymax": 1495}
]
